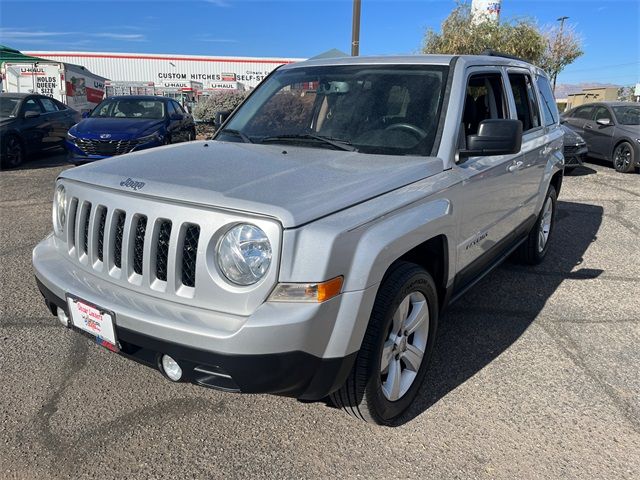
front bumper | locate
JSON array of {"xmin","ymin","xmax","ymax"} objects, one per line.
[
  {"xmin": 33, "ymin": 235, "xmax": 372, "ymax": 399},
  {"xmin": 65, "ymin": 138, "xmax": 162, "ymax": 164},
  {"xmin": 563, "ymin": 145, "xmax": 588, "ymax": 167}
]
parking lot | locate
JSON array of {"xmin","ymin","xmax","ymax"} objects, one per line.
[{"xmin": 1, "ymin": 152, "xmax": 638, "ymax": 479}]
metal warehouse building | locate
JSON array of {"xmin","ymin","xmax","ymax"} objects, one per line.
[{"xmin": 25, "ymin": 51, "xmax": 303, "ymax": 92}]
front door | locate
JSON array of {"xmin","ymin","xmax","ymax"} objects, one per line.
[
  {"xmin": 454, "ymin": 67, "xmax": 524, "ymax": 288},
  {"xmin": 586, "ymin": 105, "xmax": 615, "ymax": 157}
]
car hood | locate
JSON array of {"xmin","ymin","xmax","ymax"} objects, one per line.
[
  {"xmin": 60, "ymin": 140, "xmax": 444, "ymax": 228},
  {"xmin": 561, "ymin": 125, "xmax": 584, "ymax": 144},
  {"xmin": 0, "ymin": 117, "xmax": 16, "ymax": 128},
  {"xmin": 72, "ymin": 117, "xmax": 164, "ymax": 138}
]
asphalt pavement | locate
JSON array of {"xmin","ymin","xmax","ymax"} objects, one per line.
[{"xmin": 1, "ymin": 152, "xmax": 639, "ymax": 479}]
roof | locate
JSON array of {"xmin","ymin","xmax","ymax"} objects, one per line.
[
  {"xmin": 0, "ymin": 44, "xmax": 47, "ymax": 65},
  {"xmin": 105, "ymin": 95, "xmax": 169, "ymax": 101},
  {"xmin": 0, "ymin": 92, "xmax": 34, "ymax": 98},
  {"xmin": 281, "ymin": 54, "xmax": 537, "ymax": 71}
]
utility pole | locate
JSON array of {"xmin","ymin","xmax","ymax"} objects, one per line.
[
  {"xmin": 552, "ymin": 16, "xmax": 569, "ymax": 92},
  {"xmin": 351, "ymin": 0, "xmax": 361, "ymax": 56}
]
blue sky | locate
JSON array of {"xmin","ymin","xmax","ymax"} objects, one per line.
[{"xmin": 1, "ymin": 0, "xmax": 638, "ymax": 85}]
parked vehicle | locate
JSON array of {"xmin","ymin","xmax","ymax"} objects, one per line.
[
  {"xmin": 66, "ymin": 95, "xmax": 196, "ymax": 164},
  {"xmin": 560, "ymin": 124, "xmax": 587, "ymax": 172},
  {"xmin": 2, "ymin": 61, "xmax": 106, "ymax": 114},
  {"xmin": 0, "ymin": 92, "xmax": 80, "ymax": 169},
  {"xmin": 33, "ymin": 54, "xmax": 563, "ymax": 426},
  {"xmin": 561, "ymin": 102, "xmax": 640, "ymax": 173}
]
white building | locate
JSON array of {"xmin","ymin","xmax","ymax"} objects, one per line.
[{"xmin": 25, "ymin": 51, "xmax": 304, "ymax": 92}]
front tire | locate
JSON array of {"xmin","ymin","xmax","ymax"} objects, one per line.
[
  {"xmin": 612, "ymin": 142, "xmax": 636, "ymax": 173},
  {"xmin": 330, "ymin": 262, "xmax": 438, "ymax": 425},
  {"xmin": 1, "ymin": 134, "xmax": 25, "ymax": 169},
  {"xmin": 518, "ymin": 185, "xmax": 557, "ymax": 265}
]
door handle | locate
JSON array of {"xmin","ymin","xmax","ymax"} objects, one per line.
[{"xmin": 508, "ymin": 160, "xmax": 523, "ymax": 172}]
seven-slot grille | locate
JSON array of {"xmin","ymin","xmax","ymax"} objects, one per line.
[
  {"xmin": 75, "ymin": 138, "xmax": 142, "ymax": 156},
  {"xmin": 66, "ymin": 199, "xmax": 201, "ymax": 290}
]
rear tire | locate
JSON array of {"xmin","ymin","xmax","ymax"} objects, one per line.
[
  {"xmin": 330, "ymin": 262, "xmax": 438, "ymax": 425},
  {"xmin": 1, "ymin": 134, "xmax": 25, "ymax": 169},
  {"xmin": 612, "ymin": 142, "xmax": 636, "ymax": 173},
  {"xmin": 518, "ymin": 185, "xmax": 557, "ymax": 265}
]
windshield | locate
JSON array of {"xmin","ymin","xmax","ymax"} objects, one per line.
[
  {"xmin": 0, "ymin": 98, "xmax": 21, "ymax": 118},
  {"xmin": 612, "ymin": 105, "xmax": 640, "ymax": 125},
  {"xmin": 90, "ymin": 98, "xmax": 165, "ymax": 119},
  {"xmin": 218, "ymin": 64, "xmax": 449, "ymax": 156}
]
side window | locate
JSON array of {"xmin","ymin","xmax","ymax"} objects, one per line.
[
  {"xmin": 461, "ymin": 72, "xmax": 508, "ymax": 136},
  {"xmin": 594, "ymin": 106, "xmax": 612, "ymax": 122},
  {"xmin": 53, "ymin": 99, "xmax": 67, "ymax": 111},
  {"xmin": 22, "ymin": 98, "xmax": 44, "ymax": 115},
  {"xmin": 167, "ymin": 101, "xmax": 176, "ymax": 116},
  {"xmin": 574, "ymin": 106, "xmax": 594, "ymax": 120},
  {"xmin": 508, "ymin": 73, "xmax": 541, "ymax": 132},
  {"xmin": 40, "ymin": 97, "xmax": 59, "ymax": 113},
  {"xmin": 535, "ymin": 76, "xmax": 559, "ymax": 126}
]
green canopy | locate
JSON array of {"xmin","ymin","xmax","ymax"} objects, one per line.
[{"xmin": 0, "ymin": 45, "xmax": 47, "ymax": 65}]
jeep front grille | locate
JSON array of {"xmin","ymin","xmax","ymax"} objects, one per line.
[{"xmin": 66, "ymin": 200, "xmax": 200, "ymax": 290}]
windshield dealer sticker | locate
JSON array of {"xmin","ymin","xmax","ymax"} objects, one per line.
[{"xmin": 120, "ymin": 178, "xmax": 146, "ymax": 191}]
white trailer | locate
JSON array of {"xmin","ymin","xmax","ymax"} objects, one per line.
[{"xmin": 1, "ymin": 61, "xmax": 107, "ymax": 113}]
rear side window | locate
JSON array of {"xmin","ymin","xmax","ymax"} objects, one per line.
[
  {"xmin": 54, "ymin": 99, "xmax": 67, "ymax": 110},
  {"xmin": 508, "ymin": 73, "xmax": 541, "ymax": 132},
  {"xmin": 535, "ymin": 76, "xmax": 559, "ymax": 126},
  {"xmin": 167, "ymin": 101, "xmax": 176, "ymax": 116},
  {"xmin": 40, "ymin": 97, "xmax": 59, "ymax": 113},
  {"xmin": 574, "ymin": 106, "xmax": 594, "ymax": 120}
]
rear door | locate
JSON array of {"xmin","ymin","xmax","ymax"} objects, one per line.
[
  {"xmin": 505, "ymin": 70, "xmax": 552, "ymax": 222},
  {"xmin": 564, "ymin": 105, "xmax": 595, "ymax": 136},
  {"xmin": 38, "ymin": 96, "xmax": 67, "ymax": 147}
]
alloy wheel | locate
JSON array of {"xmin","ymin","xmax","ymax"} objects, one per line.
[
  {"xmin": 380, "ymin": 291, "xmax": 430, "ymax": 401},
  {"xmin": 538, "ymin": 196, "xmax": 553, "ymax": 253},
  {"xmin": 613, "ymin": 144, "xmax": 632, "ymax": 171},
  {"xmin": 6, "ymin": 137, "xmax": 24, "ymax": 167}
]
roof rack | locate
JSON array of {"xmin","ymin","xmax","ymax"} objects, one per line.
[{"xmin": 480, "ymin": 49, "xmax": 527, "ymax": 63}]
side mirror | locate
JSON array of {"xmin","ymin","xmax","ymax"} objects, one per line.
[
  {"xmin": 24, "ymin": 110, "xmax": 40, "ymax": 119},
  {"xmin": 596, "ymin": 118, "xmax": 612, "ymax": 126},
  {"xmin": 214, "ymin": 110, "xmax": 231, "ymax": 128},
  {"xmin": 170, "ymin": 112, "xmax": 184, "ymax": 120},
  {"xmin": 459, "ymin": 119, "xmax": 523, "ymax": 158}
]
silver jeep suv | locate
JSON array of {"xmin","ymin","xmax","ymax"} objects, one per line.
[{"xmin": 33, "ymin": 54, "xmax": 563, "ymax": 425}]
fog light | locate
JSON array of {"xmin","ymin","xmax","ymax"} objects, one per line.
[
  {"xmin": 57, "ymin": 307, "xmax": 70, "ymax": 327},
  {"xmin": 161, "ymin": 355, "xmax": 183, "ymax": 381}
]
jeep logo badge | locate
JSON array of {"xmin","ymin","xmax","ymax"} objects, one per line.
[{"xmin": 119, "ymin": 178, "xmax": 146, "ymax": 191}]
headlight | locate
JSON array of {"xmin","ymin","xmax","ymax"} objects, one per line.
[
  {"xmin": 53, "ymin": 184, "xmax": 67, "ymax": 230},
  {"xmin": 216, "ymin": 224, "xmax": 272, "ymax": 285},
  {"xmin": 138, "ymin": 130, "xmax": 162, "ymax": 143}
]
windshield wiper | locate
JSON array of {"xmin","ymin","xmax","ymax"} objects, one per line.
[
  {"xmin": 258, "ymin": 134, "xmax": 356, "ymax": 152},
  {"xmin": 219, "ymin": 128, "xmax": 253, "ymax": 143}
]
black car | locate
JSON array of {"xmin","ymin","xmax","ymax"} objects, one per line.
[
  {"xmin": 0, "ymin": 93, "xmax": 80, "ymax": 169},
  {"xmin": 560, "ymin": 124, "xmax": 588, "ymax": 172},
  {"xmin": 561, "ymin": 102, "xmax": 640, "ymax": 173}
]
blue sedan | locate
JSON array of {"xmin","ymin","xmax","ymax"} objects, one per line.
[{"xmin": 66, "ymin": 95, "xmax": 196, "ymax": 164}]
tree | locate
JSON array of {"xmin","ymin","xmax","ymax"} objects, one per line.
[
  {"xmin": 617, "ymin": 85, "xmax": 636, "ymax": 102},
  {"xmin": 422, "ymin": 2, "xmax": 546, "ymax": 64},
  {"xmin": 192, "ymin": 90, "xmax": 250, "ymax": 125},
  {"xmin": 539, "ymin": 24, "xmax": 584, "ymax": 92}
]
